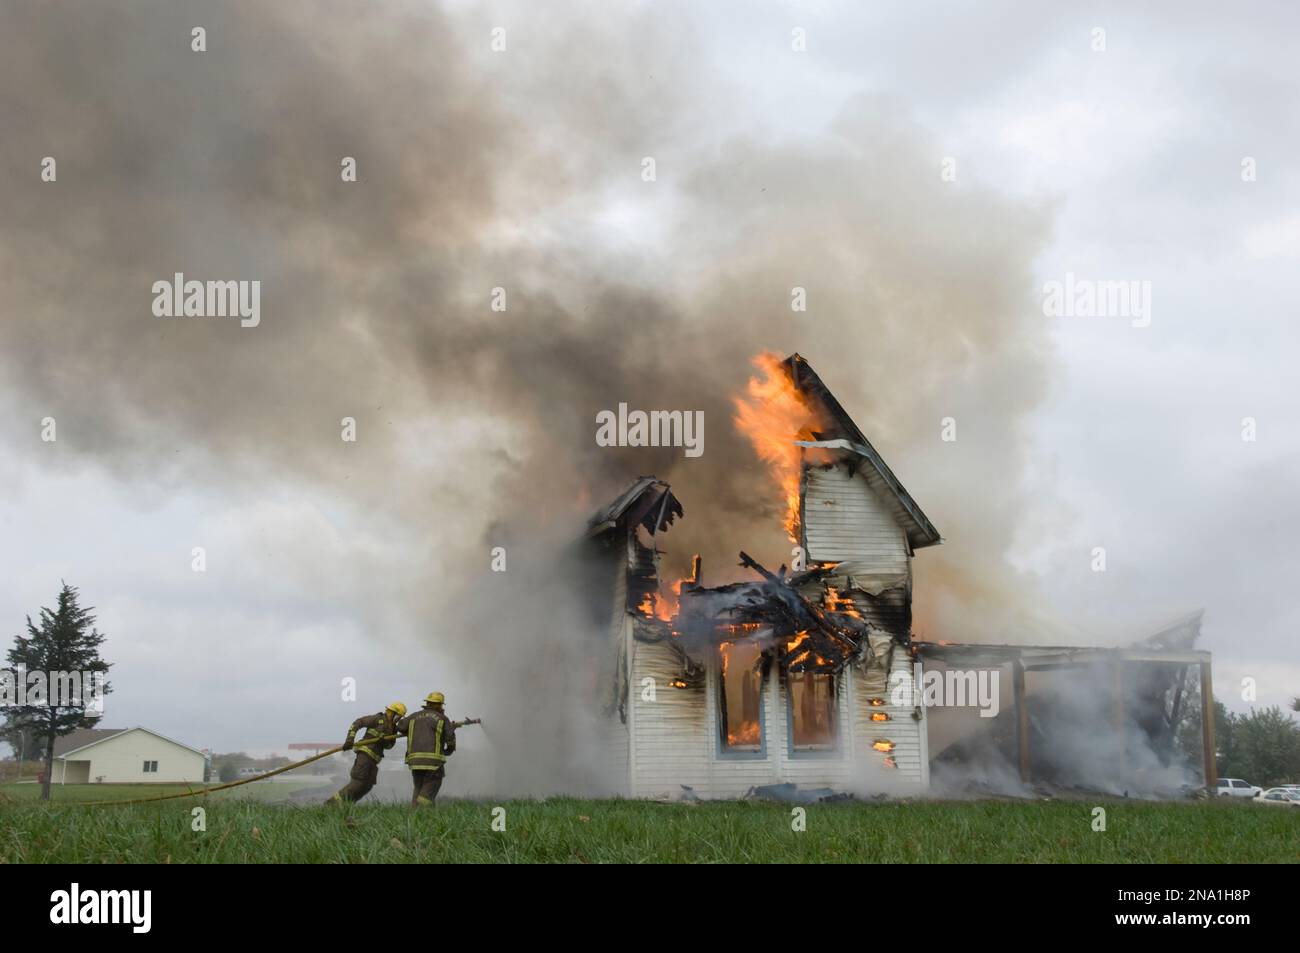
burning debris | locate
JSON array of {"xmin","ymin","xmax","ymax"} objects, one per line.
[{"xmin": 672, "ymin": 553, "xmax": 872, "ymax": 672}]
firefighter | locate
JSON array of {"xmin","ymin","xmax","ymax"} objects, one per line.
[
  {"xmin": 325, "ymin": 701, "xmax": 407, "ymax": 805},
  {"xmin": 396, "ymin": 691, "xmax": 456, "ymax": 807}
]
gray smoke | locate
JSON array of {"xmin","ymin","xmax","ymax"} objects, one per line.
[
  {"xmin": 928, "ymin": 660, "xmax": 1201, "ymax": 800},
  {"xmin": 0, "ymin": 2, "xmax": 1059, "ymax": 792}
]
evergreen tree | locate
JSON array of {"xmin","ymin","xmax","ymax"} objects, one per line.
[{"xmin": 5, "ymin": 583, "xmax": 112, "ymax": 800}]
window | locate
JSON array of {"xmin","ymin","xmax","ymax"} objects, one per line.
[
  {"xmin": 718, "ymin": 640, "xmax": 763, "ymax": 752},
  {"xmin": 789, "ymin": 671, "xmax": 836, "ymax": 750},
  {"xmin": 142, "ymin": 760, "xmax": 158, "ymax": 773}
]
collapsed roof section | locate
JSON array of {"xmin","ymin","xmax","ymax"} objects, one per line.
[
  {"xmin": 672, "ymin": 553, "xmax": 876, "ymax": 673},
  {"xmin": 587, "ymin": 475, "xmax": 901, "ymax": 677},
  {"xmin": 586, "ymin": 476, "xmax": 682, "ymax": 538},
  {"xmin": 913, "ymin": 613, "xmax": 1206, "ymax": 668}
]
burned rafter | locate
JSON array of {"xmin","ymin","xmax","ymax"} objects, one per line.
[{"xmin": 671, "ymin": 551, "xmax": 876, "ymax": 673}]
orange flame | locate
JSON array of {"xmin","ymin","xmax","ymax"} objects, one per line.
[
  {"xmin": 870, "ymin": 712, "xmax": 890, "ymax": 722},
  {"xmin": 640, "ymin": 563, "xmax": 698, "ymax": 622},
  {"xmin": 733, "ymin": 351, "xmax": 818, "ymax": 542},
  {"xmin": 719, "ymin": 641, "xmax": 763, "ymax": 747},
  {"xmin": 872, "ymin": 740, "xmax": 895, "ymax": 753},
  {"xmin": 651, "ymin": 582, "xmax": 681, "ymax": 621},
  {"xmin": 824, "ymin": 587, "xmax": 863, "ymax": 618},
  {"xmin": 728, "ymin": 722, "xmax": 762, "ymax": 746}
]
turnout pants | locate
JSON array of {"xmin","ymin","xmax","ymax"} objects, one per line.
[
  {"xmin": 327, "ymin": 752, "xmax": 379, "ymax": 804},
  {"xmin": 410, "ymin": 766, "xmax": 445, "ymax": 807}
]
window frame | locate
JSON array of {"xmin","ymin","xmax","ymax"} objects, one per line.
[
  {"xmin": 715, "ymin": 640, "xmax": 767, "ymax": 760},
  {"xmin": 785, "ymin": 668, "xmax": 841, "ymax": 759}
]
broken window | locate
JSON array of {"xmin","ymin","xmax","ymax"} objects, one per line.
[
  {"xmin": 719, "ymin": 640, "xmax": 763, "ymax": 751},
  {"xmin": 788, "ymin": 671, "xmax": 836, "ymax": 749}
]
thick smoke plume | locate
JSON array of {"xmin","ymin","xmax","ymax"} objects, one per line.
[{"xmin": 1, "ymin": 2, "xmax": 1057, "ymax": 792}]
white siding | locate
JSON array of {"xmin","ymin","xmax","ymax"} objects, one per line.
[
  {"xmin": 626, "ymin": 635, "xmax": 927, "ymax": 798},
  {"xmin": 769, "ymin": 665, "xmax": 855, "ymax": 790},
  {"xmin": 804, "ymin": 464, "xmax": 910, "ymax": 573},
  {"xmin": 851, "ymin": 651, "xmax": 926, "ymax": 787},
  {"xmin": 629, "ymin": 637, "xmax": 715, "ymax": 797},
  {"xmin": 594, "ymin": 563, "xmax": 631, "ymax": 794}
]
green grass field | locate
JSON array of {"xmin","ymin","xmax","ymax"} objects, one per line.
[{"xmin": 1, "ymin": 785, "xmax": 1295, "ymax": 863}]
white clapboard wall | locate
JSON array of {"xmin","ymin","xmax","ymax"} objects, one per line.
[
  {"xmin": 803, "ymin": 462, "xmax": 910, "ymax": 572},
  {"xmin": 620, "ymin": 634, "xmax": 926, "ymax": 798}
]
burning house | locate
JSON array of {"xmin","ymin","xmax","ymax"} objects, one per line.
[
  {"xmin": 584, "ymin": 354, "xmax": 942, "ymax": 798},
  {"xmin": 581, "ymin": 353, "xmax": 1216, "ymax": 800}
]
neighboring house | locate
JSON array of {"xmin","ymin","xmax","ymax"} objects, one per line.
[
  {"xmin": 584, "ymin": 354, "xmax": 940, "ymax": 799},
  {"xmin": 51, "ymin": 727, "xmax": 207, "ymax": 784}
]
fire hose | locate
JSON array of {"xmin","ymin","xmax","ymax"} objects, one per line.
[{"xmin": 72, "ymin": 719, "xmax": 482, "ymax": 807}]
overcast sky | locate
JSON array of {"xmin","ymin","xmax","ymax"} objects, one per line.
[{"xmin": 2, "ymin": 1, "xmax": 1296, "ymax": 757}]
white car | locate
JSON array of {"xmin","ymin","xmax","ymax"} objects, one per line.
[
  {"xmin": 1215, "ymin": 778, "xmax": 1262, "ymax": 798},
  {"xmin": 1257, "ymin": 788, "xmax": 1300, "ymax": 807}
]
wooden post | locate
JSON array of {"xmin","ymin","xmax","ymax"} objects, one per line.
[
  {"xmin": 1013, "ymin": 661, "xmax": 1030, "ymax": 783},
  {"xmin": 1166, "ymin": 667, "xmax": 1187, "ymax": 751},
  {"xmin": 1200, "ymin": 660, "xmax": 1217, "ymax": 790}
]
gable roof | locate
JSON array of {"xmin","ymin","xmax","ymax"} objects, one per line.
[
  {"xmin": 783, "ymin": 353, "xmax": 941, "ymax": 550},
  {"xmin": 54, "ymin": 726, "xmax": 206, "ymax": 760}
]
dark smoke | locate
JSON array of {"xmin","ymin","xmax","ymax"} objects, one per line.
[{"xmin": 0, "ymin": 2, "xmax": 1058, "ymax": 791}]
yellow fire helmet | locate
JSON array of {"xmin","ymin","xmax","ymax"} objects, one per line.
[
  {"xmin": 424, "ymin": 691, "xmax": 445, "ymax": 706},
  {"xmin": 386, "ymin": 702, "xmax": 408, "ymax": 717}
]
